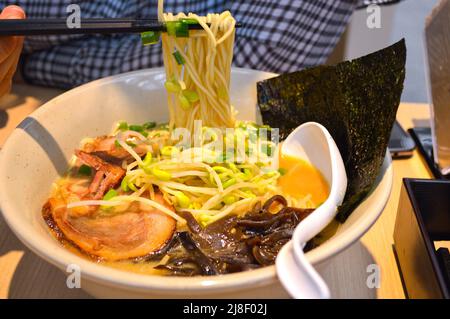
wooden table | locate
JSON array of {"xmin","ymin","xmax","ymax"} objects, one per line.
[{"xmin": 0, "ymin": 84, "xmax": 433, "ymax": 299}]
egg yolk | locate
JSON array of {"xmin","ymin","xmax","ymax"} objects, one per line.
[{"xmin": 277, "ymin": 153, "xmax": 329, "ymax": 207}]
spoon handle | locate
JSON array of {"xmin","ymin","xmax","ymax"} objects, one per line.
[{"xmin": 276, "ymin": 242, "xmax": 330, "ymax": 299}]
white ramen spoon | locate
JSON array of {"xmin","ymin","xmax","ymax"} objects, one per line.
[{"xmin": 274, "ymin": 122, "xmax": 347, "ymax": 299}]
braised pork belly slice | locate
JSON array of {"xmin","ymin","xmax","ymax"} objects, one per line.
[{"xmin": 43, "ymin": 192, "xmax": 176, "ymax": 261}]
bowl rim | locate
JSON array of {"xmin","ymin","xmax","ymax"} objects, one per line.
[{"xmin": 0, "ymin": 67, "xmax": 393, "ymax": 293}]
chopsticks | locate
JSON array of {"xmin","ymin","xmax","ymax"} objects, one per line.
[{"xmin": 0, "ymin": 18, "xmax": 241, "ymax": 36}]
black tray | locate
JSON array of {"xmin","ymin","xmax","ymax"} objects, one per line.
[{"xmin": 394, "ymin": 178, "xmax": 450, "ymax": 298}]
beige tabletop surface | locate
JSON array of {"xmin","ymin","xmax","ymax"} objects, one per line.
[{"xmin": 0, "ymin": 83, "xmax": 433, "ymax": 299}]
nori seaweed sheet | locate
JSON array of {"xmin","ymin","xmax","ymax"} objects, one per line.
[{"xmin": 257, "ymin": 39, "xmax": 406, "ymax": 222}]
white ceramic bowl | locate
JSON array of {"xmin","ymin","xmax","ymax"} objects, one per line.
[{"xmin": 0, "ymin": 68, "xmax": 392, "ymax": 298}]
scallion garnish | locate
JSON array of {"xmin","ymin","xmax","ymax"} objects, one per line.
[
  {"xmin": 143, "ymin": 121, "xmax": 156, "ymax": 129},
  {"xmin": 166, "ymin": 20, "xmax": 188, "ymax": 38},
  {"xmin": 78, "ymin": 164, "xmax": 92, "ymax": 176},
  {"xmin": 166, "ymin": 21, "xmax": 189, "ymax": 38},
  {"xmin": 103, "ymin": 189, "xmax": 118, "ymax": 201},
  {"xmin": 126, "ymin": 141, "xmax": 138, "ymax": 147},
  {"xmin": 141, "ymin": 31, "xmax": 161, "ymax": 46},
  {"xmin": 129, "ymin": 124, "xmax": 143, "ymax": 132},
  {"xmin": 166, "ymin": 21, "xmax": 177, "ymax": 36},
  {"xmin": 180, "ymin": 18, "xmax": 198, "ymax": 25},
  {"xmin": 173, "ymin": 51, "xmax": 185, "ymax": 65},
  {"xmin": 118, "ymin": 121, "xmax": 128, "ymax": 131},
  {"xmin": 175, "ymin": 21, "xmax": 189, "ymax": 37}
]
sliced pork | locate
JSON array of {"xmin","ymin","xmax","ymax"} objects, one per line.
[
  {"xmin": 43, "ymin": 192, "xmax": 176, "ymax": 261},
  {"xmin": 82, "ymin": 135, "xmax": 148, "ymax": 163},
  {"xmin": 75, "ymin": 150, "xmax": 125, "ymax": 199}
]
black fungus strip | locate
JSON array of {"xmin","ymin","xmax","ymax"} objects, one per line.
[
  {"xmin": 178, "ymin": 232, "xmax": 219, "ymax": 276},
  {"xmin": 156, "ymin": 195, "xmax": 315, "ymax": 276},
  {"xmin": 261, "ymin": 194, "xmax": 287, "ymax": 213}
]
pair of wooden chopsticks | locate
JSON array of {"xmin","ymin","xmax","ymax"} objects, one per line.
[{"xmin": 0, "ymin": 18, "xmax": 241, "ymax": 36}]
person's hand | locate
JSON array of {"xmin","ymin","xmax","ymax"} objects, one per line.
[{"xmin": 0, "ymin": 5, "xmax": 25, "ymax": 98}]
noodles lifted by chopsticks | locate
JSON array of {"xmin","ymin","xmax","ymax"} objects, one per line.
[{"xmin": 158, "ymin": 0, "xmax": 236, "ymax": 132}]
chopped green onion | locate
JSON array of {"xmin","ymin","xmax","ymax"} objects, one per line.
[
  {"xmin": 141, "ymin": 31, "xmax": 161, "ymax": 46},
  {"xmin": 178, "ymin": 93, "xmax": 191, "ymax": 110},
  {"xmin": 129, "ymin": 124, "xmax": 148, "ymax": 137},
  {"xmin": 78, "ymin": 164, "xmax": 92, "ymax": 176},
  {"xmin": 182, "ymin": 89, "xmax": 199, "ymax": 103},
  {"xmin": 173, "ymin": 51, "xmax": 185, "ymax": 65},
  {"xmin": 278, "ymin": 168, "xmax": 287, "ymax": 176},
  {"xmin": 129, "ymin": 124, "xmax": 144, "ymax": 132},
  {"xmin": 166, "ymin": 21, "xmax": 189, "ymax": 38},
  {"xmin": 166, "ymin": 21, "xmax": 177, "ymax": 36},
  {"xmin": 121, "ymin": 176, "xmax": 130, "ymax": 192},
  {"xmin": 175, "ymin": 21, "xmax": 189, "ymax": 37},
  {"xmin": 180, "ymin": 18, "xmax": 198, "ymax": 25},
  {"xmin": 103, "ymin": 189, "xmax": 118, "ymax": 201},
  {"xmin": 117, "ymin": 121, "xmax": 128, "ymax": 131},
  {"xmin": 143, "ymin": 121, "xmax": 156, "ymax": 129},
  {"xmin": 116, "ymin": 139, "xmax": 137, "ymax": 148}
]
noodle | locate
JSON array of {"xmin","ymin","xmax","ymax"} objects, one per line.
[{"xmin": 158, "ymin": 0, "xmax": 236, "ymax": 132}]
